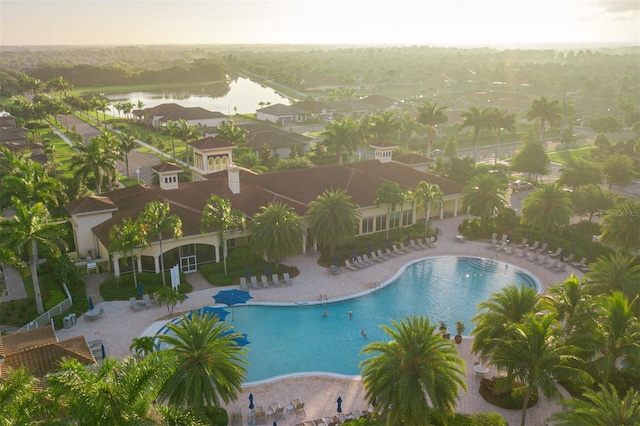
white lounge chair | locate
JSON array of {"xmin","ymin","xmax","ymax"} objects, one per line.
[
  {"xmin": 552, "ymin": 262, "xmax": 567, "ymax": 272},
  {"xmin": 486, "ymin": 232, "xmax": 498, "ymax": 248},
  {"xmin": 344, "ymin": 259, "xmax": 360, "ymax": 271},
  {"xmin": 369, "ymin": 251, "xmax": 384, "ymax": 263},
  {"xmin": 494, "ymin": 241, "xmax": 507, "ymax": 251},
  {"xmin": 529, "ymin": 241, "xmax": 540, "ymax": 251},
  {"xmin": 239, "ymin": 277, "xmax": 249, "ymax": 290},
  {"xmin": 271, "ymin": 273, "xmax": 281, "ymax": 285},
  {"xmin": 129, "ymin": 297, "xmax": 143, "ymax": 311},
  {"xmin": 142, "ymin": 293, "xmax": 154, "ymax": 308},
  {"xmin": 517, "ymin": 238, "xmax": 528, "ymax": 248},
  {"xmin": 549, "ymin": 247, "xmax": 563, "ymax": 258},
  {"xmin": 376, "ymin": 249, "xmax": 389, "ymax": 260},
  {"xmin": 282, "ymin": 272, "xmax": 293, "ymax": 285},
  {"xmin": 545, "ymin": 259, "xmax": 560, "ymax": 270},
  {"xmin": 359, "ymin": 254, "xmax": 374, "ymax": 266},
  {"xmin": 385, "ymin": 247, "xmax": 400, "ymax": 257},
  {"xmin": 250, "ymin": 276, "xmax": 260, "ymax": 289},
  {"xmin": 536, "ymin": 254, "xmax": 549, "ymax": 265},
  {"xmin": 515, "ymin": 247, "xmax": 529, "ymax": 258},
  {"xmin": 399, "ymin": 242, "xmax": 411, "ymax": 252},
  {"xmin": 260, "ymin": 275, "xmax": 270, "ymax": 288},
  {"xmin": 392, "ymin": 244, "xmax": 405, "ymax": 255},
  {"xmin": 528, "ymin": 252, "xmax": 540, "ymax": 262},
  {"xmin": 535, "ymin": 242, "xmax": 548, "ymax": 253}
]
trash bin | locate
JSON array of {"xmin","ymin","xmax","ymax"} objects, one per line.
[
  {"xmin": 436, "ymin": 227, "xmax": 442, "ymax": 236},
  {"xmin": 69, "ymin": 313, "xmax": 77, "ymax": 325},
  {"xmin": 63, "ymin": 316, "xmax": 72, "ymax": 329}
]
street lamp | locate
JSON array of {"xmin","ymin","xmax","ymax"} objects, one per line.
[{"xmin": 135, "ymin": 166, "xmax": 140, "ymax": 184}]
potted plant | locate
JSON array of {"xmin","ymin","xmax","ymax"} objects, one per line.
[
  {"xmin": 454, "ymin": 321, "xmax": 465, "ymax": 344},
  {"xmin": 439, "ymin": 321, "xmax": 450, "ymax": 339}
]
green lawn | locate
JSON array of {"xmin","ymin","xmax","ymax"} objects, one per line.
[{"xmin": 547, "ymin": 146, "xmax": 594, "ymax": 165}]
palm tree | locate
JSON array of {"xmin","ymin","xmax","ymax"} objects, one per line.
[
  {"xmin": 600, "ymin": 200, "xmax": 640, "ymax": 254},
  {"xmin": 526, "ymin": 96, "xmax": 561, "ymax": 141},
  {"xmin": 200, "ymin": 195, "xmax": 245, "ymax": 276},
  {"xmin": 539, "ymin": 274, "xmax": 590, "ymax": 340},
  {"xmin": 489, "ymin": 108, "xmax": 516, "ymax": 167},
  {"xmin": 118, "ymin": 132, "xmax": 138, "ymax": 179},
  {"xmin": 459, "ymin": 106, "xmax": 492, "ymax": 161},
  {"xmin": 156, "ymin": 311, "xmax": 249, "ymax": 411},
  {"xmin": 140, "ymin": 201, "xmax": 183, "ymax": 286},
  {"xmin": 130, "ymin": 336, "xmax": 157, "ymax": 358},
  {"xmin": 583, "ymin": 253, "xmax": 640, "ymax": 302},
  {"xmin": 163, "ymin": 120, "xmax": 179, "ymax": 161},
  {"xmin": 369, "ymin": 111, "xmax": 402, "ymax": 142},
  {"xmin": 250, "ymin": 202, "xmax": 304, "ymax": 267},
  {"xmin": 375, "ymin": 181, "xmax": 405, "ymax": 241},
  {"xmin": 551, "ymin": 384, "xmax": 640, "ymax": 426},
  {"xmin": 359, "ymin": 316, "xmax": 466, "ymax": 424},
  {"xmin": 0, "ymin": 198, "xmax": 66, "ymax": 314},
  {"xmin": 417, "ymin": 101, "xmax": 448, "ymax": 157},
  {"xmin": 412, "ymin": 181, "xmax": 443, "ymax": 233},
  {"xmin": 471, "ymin": 284, "xmax": 540, "ymax": 362},
  {"xmin": 586, "ymin": 292, "xmax": 640, "ymax": 386},
  {"xmin": 215, "ymin": 119, "xmax": 248, "ymax": 145},
  {"xmin": 0, "ymin": 366, "xmax": 39, "ymax": 425},
  {"xmin": 521, "ymin": 183, "xmax": 573, "ymax": 235},
  {"xmin": 322, "ymin": 117, "xmax": 359, "ymax": 164},
  {"xmin": 173, "ymin": 119, "xmax": 200, "ymax": 165},
  {"xmin": 306, "ymin": 188, "xmax": 362, "ymax": 257},
  {"xmin": 461, "ymin": 172, "xmax": 508, "ymax": 232},
  {"xmin": 0, "ymin": 157, "xmax": 67, "ymax": 211},
  {"xmin": 154, "ymin": 286, "xmax": 187, "ymax": 315},
  {"xmin": 69, "ymin": 131, "xmax": 120, "ymax": 193},
  {"xmin": 45, "ymin": 356, "xmax": 174, "ymax": 425},
  {"xmin": 491, "ymin": 313, "xmax": 591, "ymax": 426},
  {"xmin": 109, "ymin": 217, "xmax": 148, "ymax": 287}
]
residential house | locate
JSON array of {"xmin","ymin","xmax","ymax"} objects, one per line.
[
  {"xmin": 65, "ymin": 144, "xmax": 463, "ymax": 278},
  {"xmin": 138, "ymin": 103, "xmax": 227, "ymax": 129},
  {"xmin": 0, "ymin": 325, "xmax": 96, "ymax": 384},
  {"xmin": 360, "ymin": 95, "xmax": 402, "ymax": 113},
  {"xmin": 256, "ymin": 103, "xmax": 306, "ymax": 127},
  {"xmin": 240, "ymin": 123, "xmax": 315, "ymax": 158}
]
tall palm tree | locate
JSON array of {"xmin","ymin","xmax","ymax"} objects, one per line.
[
  {"xmin": 140, "ymin": 201, "xmax": 182, "ymax": 285},
  {"xmin": 583, "ymin": 253, "xmax": 640, "ymax": 303},
  {"xmin": 249, "ymin": 202, "xmax": 304, "ymax": 267},
  {"xmin": 539, "ymin": 274, "xmax": 590, "ymax": 340},
  {"xmin": 322, "ymin": 117, "xmax": 359, "ymax": 164},
  {"xmin": 306, "ymin": 188, "xmax": 362, "ymax": 257},
  {"xmin": 459, "ymin": 105, "xmax": 492, "ymax": 161},
  {"xmin": 526, "ymin": 96, "xmax": 561, "ymax": 141},
  {"xmin": 369, "ymin": 110, "xmax": 402, "ymax": 142},
  {"xmin": 600, "ymin": 200, "xmax": 640, "ymax": 254},
  {"xmin": 551, "ymin": 384, "xmax": 640, "ymax": 426},
  {"xmin": 45, "ymin": 356, "xmax": 174, "ymax": 425},
  {"xmin": 412, "ymin": 181, "xmax": 443, "ymax": 233},
  {"xmin": 374, "ymin": 181, "xmax": 405, "ymax": 241},
  {"xmin": 156, "ymin": 311, "xmax": 249, "ymax": 411},
  {"xmin": 200, "ymin": 195, "xmax": 245, "ymax": 276},
  {"xmin": 69, "ymin": 131, "xmax": 120, "ymax": 194},
  {"xmin": 118, "ymin": 133, "xmax": 138, "ymax": 179},
  {"xmin": 471, "ymin": 284, "xmax": 540, "ymax": 362},
  {"xmin": 174, "ymin": 119, "xmax": 200, "ymax": 166},
  {"xmin": 489, "ymin": 108, "xmax": 516, "ymax": 166},
  {"xmin": 461, "ymin": 172, "xmax": 508, "ymax": 232},
  {"xmin": 359, "ymin": 316, "xmax": 466, "ymax": 424},
  {"xmin": 0, "ymin": 198, "xmax": 66, "ymax": 314},
  {"xmin": 163, "ymin": 120, "xmax": 179, "ymax": 161},
  {"xmin": 109, "ymin": 217, "xmax": 149, "ymax": 287},
  {"xmin": 585, "ymin": 292, "xmax": 640, "ymax": 386},
  {"xmin": 0, "ymin": 157, "xmax": 67, "ymax": 211},
  {"xmin": 0, "ymin": 366, "xmax": 39, "ymax": 425},
  {"xmin": 417, "ymin": 101, "xmax": 448, "ymax": 157},
  {"xmin": 491, "ymin": 313, "xmax": 591, "ymax": 426},
  {"xmin": 215, "ymin": 119, "xmax": 248, "ymax": 146},
  {"xmin": 521, "ymin": 183, "xmax": 573, "ymax": 235}
]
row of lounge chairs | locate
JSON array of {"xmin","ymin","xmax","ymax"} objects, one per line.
[
  {"xmin": 294, "ymin": 409, "xmax": 372, "ymax": 426},
  {"xmin": 343, "ymin": 239, "xmax": 435, "ymax": 271},
  {"xmin": 129, "ymin": 293, "xmax": 156, "ymax": 311},
  {"xmin": 239, "ymin": 273, "xmax": 293, "ymax": 290}
]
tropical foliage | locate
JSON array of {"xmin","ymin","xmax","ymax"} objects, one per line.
[
  {"xmin": 520, "ymin": 183, "xmax": 573, "ymax": 235},
  {"xmin": 249, "ymin": 201, "xmax": 304, "ymax": 266},
  {"xmin": 461, "ymin": 172, "xmax": 508, "ymax": 232}
]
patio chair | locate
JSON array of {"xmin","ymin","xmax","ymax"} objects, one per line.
[
  {"xmin": 546, "ymin": 259, "xmax": 560, "ymax": 270},
  {"xmin": 254, "ymin": 406, "xmax": 266, "ymax": 425},
  {"xmin": 535, "ymin": 242, "xmax": 548, "ymax": 253},
  {"xmin": 385, "ymin": 247, "xmax": 400, "ymax": 257},
  {"xmin": 486, "ymin": 232, "xmax": 498, "ymax": 248},
  {"xmin": 142, "ymin": 293, "xmax": 154, "ymax": 308},
  {"xmin": 528, "ymin": 252, "xmax": 540, "ymax": 262},
  {"xmin": 376, "ymin": 249, "xmax": 390, "ymax": 260},
  {"xmin": 273, "ymin": 406, "xmax": 286, "ymax": 422},
  {"xmin": 517, "ymin": 238, "xmax": 528, "ymax": 248},
  {"xmin": 282, "ymin": 272, "xmax": 294, "ymax": 285},
  {"xmin": 571, "ymin": 257, "xmax": 587, "ymax": 268},
  {"xmin": 399, "ymin": 242, "xmax": 411, "ymax": 252},
  {"xmin": 239, "ymin": 277, "xmax": 249, "ymax": 290},
  {"xmin": 369, "ymin": 251, "xmax": 384, "ymax": 263},
  {"xmin": 343, "ymin": 259, "xmax": 360, "ymax": 271},
  {"xmin": 536, "ymin": 254, "xmax": 549, "ymax": 265},
  {"xmin": 494, "ymin": 241, "xmax": 507, "ymax": 251},
  {"xmin": 231, "ymin": 407, "xmax": 243, "ymax": 426},
  {"xmin": 515, "ymin": 247, "xmax": 529, "ymax": 258},
  {"xmin": 529, "ymin": 241, "xmax": 540, "ymax": 251},
  {"xmin": 250, "ymin": 276, "xmax": 260, "ymax": 289},
  {"xmin": 129, "ymin": 297, "xmax": 143, "ymax": 311},
  {"xmin": 260, "ymin": 275, "xmax": 270, "ymax": 288},
  {"xmin": 565, "ymin": 253, "xmax": 575, "ymax": 264},
  {"xmin": 271, "ymin": 273, "xmax": 281, "ymax": 285},
  {"xmin": 549, "ymin": 247, "xmax": 563, "ymax": 258},
  {"xmin": 359, "ymin": 254, "xmax": 374, "ymax": 266},
  {"xmin": 294, "ymin": 402, "xmax": 306, "ymax": 418},
  {"xmin": 505, "ymin": 245, "xmax": 515, "ymax": 255},
  {"xmin": 391, "ymin": 244, "xmax": 405, "ymax": 255},
  {"xmin": 552, "ymin": 261, "xmax": 567, "ymax": 272}
]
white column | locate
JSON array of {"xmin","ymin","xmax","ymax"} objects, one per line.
[
  {"xmin": 113, "ymin": 256, "xmax": 121, "ymax": 277},
  {"xmin": 153, "ymin": 255, "xmax": 160, "ymax": 273},
  {"xmin": 136, "ymin": 255, "xmax": 142, "ymax": 275},
  {"xmin": 454, "ymin": 198, "xmax": 459, "ymax": 217},
  {"xmin": 439, "ymin": 202, "xmax": 444, "ymax": 220}
]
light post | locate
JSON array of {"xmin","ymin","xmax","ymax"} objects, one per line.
[
  {"xmin": 495, "ymin": 127, "xmax": 503, "ymax": 167},
  {"xmin": 135, "ymin": 166, "xmax": 140, "ymax": 184}
]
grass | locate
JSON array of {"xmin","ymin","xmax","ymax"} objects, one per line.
[
  {"xmin": 99, "ymin": 272, "xmax": 192, "ymax": 301},
  {"xmin": 547, "ymin": 145, "xmax": 594, "ymax": 164}
]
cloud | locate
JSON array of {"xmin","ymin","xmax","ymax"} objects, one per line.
[{"xmin": 594, "ymin": 0, "xmax": 640, "ymax": 13}]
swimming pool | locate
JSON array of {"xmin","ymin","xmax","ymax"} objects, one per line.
[{"xmin": 156, "ymin": 256, "xmax": 539, "ymax": 384}]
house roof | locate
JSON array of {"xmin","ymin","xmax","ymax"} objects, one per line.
[
  {"xmin": 394, "ymin": 153, "xmax": 435, "ymax": 165},
  {"xmin": 370, "ymin": 141, "xmax": 399, "ymax": 149},
  {"xmin": 67, "ymin": 160, "xmax": 462, "ymax": 249},
  {"xmin": 152, "ymin": 162, "xmax": 185, "ymax": 173},
  {"xmin": 160, "ymin": 107, "xmax": 227, "ymax": 122},
  {"xmin": 144, "ymin": 103, "xmax": 185, "ymax": 117},
  {"xmin": 292, "ymin": 100, "xmax": 333, "ymax": 114},
  {"xmin": 360, "ymin": 95, "xmax": 399, "ymax": 110},
  {"xmin": 0, "ymin": 326, "xmax": 95, "ymax": 380},
  {"xmin": 189, "ymin": 136, "xmax": 236, "ymax": 151},
  {"xmin": 65, "ymin": 196, "xmax": 118, "ymax": 215},
  {"xmin": 256, "ymin": 103, "xmax": 305, "ymax": 116},
  {"xmin": 329, "ymin": 99, "xmax": 374, "ymax": 113}
]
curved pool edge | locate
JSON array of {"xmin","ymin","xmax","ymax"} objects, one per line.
[{"xmin": 242, "ymin": 371, "xmax": 362, "ymax": 387}]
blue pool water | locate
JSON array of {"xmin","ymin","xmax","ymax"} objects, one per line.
[{"xmin": 157, "ymin": 256, "xmax": 539, "ymax": 384}]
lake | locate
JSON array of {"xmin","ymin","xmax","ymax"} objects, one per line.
[{"xmin": 105, "ymin": 76, "xmax": 292, "ymax": 115}]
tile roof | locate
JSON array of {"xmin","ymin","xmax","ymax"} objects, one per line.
[
  {"xmin": 68, "ymin": 160, "xmax": 462, "ymax": 248},
  {"xmin": 160, "ymin": 107, "xmax": 227, "ymax": 122},
  {"xmin": 65, "ymin": 196, "xmax": 118, "ymax": 215},
  {"xmin": 256, "ymin": 103, "xmax": 305, "ymax": 115},
  {"xmin": 395, "ymin": 153, "xmax": 435, "ymax": 165},
  {"xmin": 189, "ymin": 136, "xmax": 236, "ymax": 150},
  {"xmin": 0, "ymin": 326, "xmax": 95, "ymax": 379},
  {"xmin": 152, "ymin": 162, "xmax": 185, "ymax": 173},
  {"xmin": 360, "ymin": 95, "xmax": 399, "ymax": 109},
  {"xmin": 145, "ymin": 103, "xmax": 185, "ymax": 116}
]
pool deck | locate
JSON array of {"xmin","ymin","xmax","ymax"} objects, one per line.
[{"xmin": 56, "ymin": 215, "xmax": 580, "ymax": 425}]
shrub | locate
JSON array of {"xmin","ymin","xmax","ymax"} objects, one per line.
[
  {"xmin": 45, "ymin": 289, "xmax": 67, "ymax": 310},
  {"xmin": 458, "ymin": 218, "xmax": 484, "ymax": 240},
  {"xmin": 198, "ymin": 406, "xmax": 228, "ymax": 426},
  {"xmin": 470, "ymin": 412, "xmax": 508, "ymax": 426},
  {"xmin": 503, "ymin": 385, "xmax": 538, "ymax": 409}
]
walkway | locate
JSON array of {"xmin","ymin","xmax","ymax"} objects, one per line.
[{"xmin": 55, "ymin": 215, "xmax": 580, "ymax": 425}]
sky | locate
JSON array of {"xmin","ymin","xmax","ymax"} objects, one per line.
[{"xmin": 1, "ymin": 0, "xmax": 639, "ymax": 47}]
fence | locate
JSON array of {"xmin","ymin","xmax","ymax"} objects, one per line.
[{"xmin": 17, "ymin": 282, "xmax": 73, "ymax": 333}]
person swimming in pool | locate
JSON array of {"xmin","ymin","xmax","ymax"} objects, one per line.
[
  {"xmin": 348, "ymin": 311, "xmax": 353, "ymax": 320},
  {"xmin": 361, "ymin": 330, "xmax": 367, "ymax": 337},
  {"xmin": 322, "ymin": 311, "xmax": 327, "ymax": 318}
]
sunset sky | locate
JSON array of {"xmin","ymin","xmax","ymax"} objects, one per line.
[{"xmin": 2, "ymin": 0, "xmax": 638, "ymax": 47}]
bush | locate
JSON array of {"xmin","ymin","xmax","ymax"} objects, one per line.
[
  {"xmin": 502, "ymin": 385, "xmax": 538, "ymax": 409},
  {"xmin": 44, "ymin": 289, "xmax": 67, "ymax": 310},
  {"xmin": 198, "ymin": 406, "xmax": 228, "ymax": 426},
  {"xmin": 470, "ymin": 412, "xmax": 508, "ymax": 426},
  {"xmin": 458, "ymin": 218, "xmax": 484, "ymax": 240},
  {"xmin": 479, "ymin": 377, "xmax": 538, "ymax": 409}
]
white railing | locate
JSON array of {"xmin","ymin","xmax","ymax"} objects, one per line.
[{"xmin": 17, "ymin": 282, "xmax": 73, "ymax": 333}]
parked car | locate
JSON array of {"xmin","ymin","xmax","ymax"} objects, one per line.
[{"xmin": 511, "ymin": 180, "xmax": 535, "ymax": 192}]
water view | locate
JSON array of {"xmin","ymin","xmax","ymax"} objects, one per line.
[{"xmin": 106, "ymin": 76, "xmax": 292, "ymax": 115}]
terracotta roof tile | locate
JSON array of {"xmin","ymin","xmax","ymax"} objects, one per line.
[
  {"xmin": 189, "ymin": 136, "xmax": 236, "ymax": 150},
  {"xmin": 256, "ymin": 103, "xmax": 305, "ymax": 115},
  {"xmin": 152, "ymin": 162, "xmax": 185, "ymax": 173},
  {"xmin": 160, "ymin": 107, "xmax": 227, "ymax": 122},
  {"xmin": 395, "ymin": 153, "xmax": 435, "ymax": 165},
  {"xmin": 65, "ymin": 196, "xmax": 117, "ymax": 215}
]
